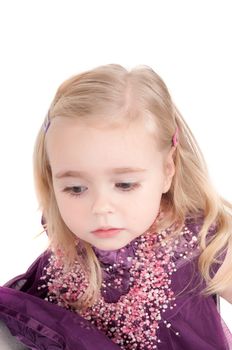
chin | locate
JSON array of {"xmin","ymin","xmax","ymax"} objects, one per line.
[{"xmin": 92, "ymin": 238, "xmax": 133, "ymax": 251}]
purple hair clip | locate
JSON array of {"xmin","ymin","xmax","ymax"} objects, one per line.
[
  {"xmin": 172, "ymin": 127, "xmax": 179, "ymax": 147},
  {"xmin": 43, "ymin": 113, "xmax": 51, "ymax": 133}
]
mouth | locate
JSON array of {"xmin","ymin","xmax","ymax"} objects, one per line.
[{"xmin": 91, "ymin": 227, "xmax": 124, "ymax": 238}]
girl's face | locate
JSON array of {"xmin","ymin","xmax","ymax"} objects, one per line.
[{"xmin": 46, "ymin": 117, "xmax": 175, "ymax": 250}]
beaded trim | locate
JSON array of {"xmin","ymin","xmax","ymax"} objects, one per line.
[{"xmin": 39, "ymin": 224, "xmax": 199, "ymax": 349}]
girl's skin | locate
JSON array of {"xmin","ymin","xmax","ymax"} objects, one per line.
[
  {"xmin": 45, "ymin": 115, "xmax": 232, "ymax": 303},
  {"xmin": 46, "ymin": 116, "xmax": 175, "ymax": 251}
]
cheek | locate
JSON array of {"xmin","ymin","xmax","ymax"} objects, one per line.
[
  {"xmin": 143, "ymin": 183, "xmax": 163, "ymax": 216},
  {"xmin": 143, "ymin": 178, "xmax": 164, "ymax": 203},
  {"xmin": 55, "ymin": 193, "xmax": 86, "ymax": 227},
  {"xmin": 127, "ymin": 185, "xmax": 162, "ymax": 220},
  {"xmin": 141, "ymin": 191, "xmax": 162, "ymax": 219}
]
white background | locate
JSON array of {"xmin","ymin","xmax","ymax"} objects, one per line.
[{"xmin": 0, "ymin": 0, "xmax": 231, "ymax": 332}]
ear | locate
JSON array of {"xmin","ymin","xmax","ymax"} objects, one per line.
[{"xmin": 162, "ymin": 147, "xmax": 176, "ymax": 193}]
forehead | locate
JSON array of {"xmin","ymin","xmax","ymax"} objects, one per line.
[{"xmin": 45, "ymin": 117, "xmax": 163, "ymax": 172}]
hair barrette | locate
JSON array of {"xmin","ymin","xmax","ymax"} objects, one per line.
[
  {"xmin": 43, "ymin": 113, "xmax": 51, "ymax": 133},
  {"xmin": 172, "ymin": 127, "xmax": 179, "ymax": 147}
]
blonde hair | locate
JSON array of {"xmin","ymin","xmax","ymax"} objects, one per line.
[{"xmin": 33, "ymin": 64, "xmax": 232, "ymax": 309}]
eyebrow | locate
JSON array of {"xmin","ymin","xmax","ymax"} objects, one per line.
[{"xmin": 55, "ymin": 167, "xmax": 147, "ymax": 179}]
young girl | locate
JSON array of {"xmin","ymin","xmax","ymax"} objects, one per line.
[{"xmin": 0, "ymin": 64, "xmax": 232, "ymax": 349}]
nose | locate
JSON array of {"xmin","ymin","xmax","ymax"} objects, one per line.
[{"xmin": 91, "ymin": 191, "xmax": 114, "ymax": 215}]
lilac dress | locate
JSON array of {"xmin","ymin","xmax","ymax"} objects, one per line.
[{"xmin": 0, "ymin": 217, "xmax": 231, "ymax": 349}]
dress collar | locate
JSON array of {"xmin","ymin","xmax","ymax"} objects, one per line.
[{"xmin": 92, "ymin": 235, "xmax": 141, "ymax": 267}]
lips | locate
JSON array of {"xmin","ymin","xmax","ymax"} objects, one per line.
[
  {"xmin": 91, "ymin": 227, "xmax": 121, "ymax": 233},
  {"xmin": 91, "ymin": 227, "xmax": 123, "ymax": 238}
]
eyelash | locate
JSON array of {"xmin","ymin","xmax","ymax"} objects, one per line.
[{"xmin": 63, "ymin": 183, "xmax": 140, "ymax": 197}]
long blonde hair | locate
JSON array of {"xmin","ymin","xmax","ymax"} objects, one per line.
[{"xmin": 33, "ymin": 64, "xmax": 232, "ymax": 309}]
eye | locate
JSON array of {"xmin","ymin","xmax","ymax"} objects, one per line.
[
  {"xmin": 115, "ymin": 182, "xmax": 140, "ymax": 191},
  {"xmin": 63, "ymin": 186, "xmax": 87, "ymax": 197}
]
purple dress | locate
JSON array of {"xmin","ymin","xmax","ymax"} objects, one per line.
[{"xmin": 0, "ymin": 217, "xmax": 231, "ymax": 349}]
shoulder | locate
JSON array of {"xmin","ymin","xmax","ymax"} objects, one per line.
[
  {"xmin": 170, "ymin": 214, "xmax": 217, "ymax": 263},
  {"xmin": 163, "ymin": 215, "xmax": 217, "ymax": 295},
  {"xmin": 154, "ymin": 217, "xmax": 231, "ymax": 348},
  {"xmin": 4, "ymin": 250, "xmax": 51, "ymax": 297},
  {"xmin": 156, "ymin": 294, "xmax": 230, "ymax": 350}
]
